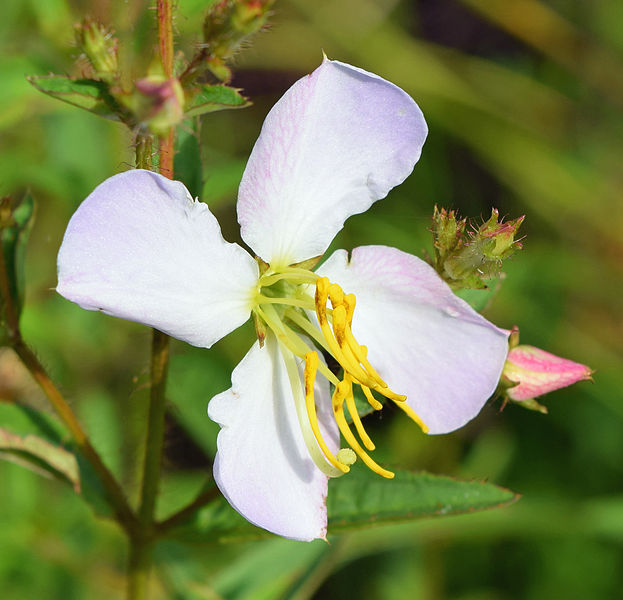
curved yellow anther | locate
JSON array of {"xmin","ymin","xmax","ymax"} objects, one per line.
[
  {"xmin": 342, "ymin": 376, "xmax": 376, "ymax": 451},
  {"xmin": 332, "ymin": 382, "xmax": 394, "ymax": 479},
  {"xmin": 304, "ymin": 352, "xmax": 350, "ymax": 473},
  {"xmin": 328, "ymin": 283, "xmax": 344, "ymax": 308},
  {"xmin": 395, "ymin": 399, "xmax": 429, "ymax": 434},
  {"xmin": 343, "ymin": 293, "xmax": 356, "ymax": 325},
  {"xmin": 361, "ymin": 385, "xmax": 383, "ymax": 411},
  {"xmin": 332, "ymin": 305, "xmax": 379, "ymax": 389}
]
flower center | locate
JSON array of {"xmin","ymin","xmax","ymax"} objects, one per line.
[{"xmin": 252, "ymin": 266, "xmax": 428, "ymax": 479}]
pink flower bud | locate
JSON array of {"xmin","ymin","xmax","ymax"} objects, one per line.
[
  {"xmin": 133, "ymin": 76, "xmax": 185, "ymax": 135},
  {"xmin": 502, "ymin": 345, "xmax": 592, "ymax": 402}
]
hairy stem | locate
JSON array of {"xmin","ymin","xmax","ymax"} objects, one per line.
[
  {"xmin": 14, "ymin": 337, "xmax": 138, "ymax": 531},
  {"xmin": 157, "ymin": 485, "xmax": 220, "ymax": 533},
  {"xmin": 1, "ymin": 219, "xmax": 137, "ymax": 533},
  {"xmin": 127, "ymin": 3, "xmax": 175, "ymax": 598},
  {"xmin": 138, "ymin": 329, "xmax": 170, "ymax": 528}
]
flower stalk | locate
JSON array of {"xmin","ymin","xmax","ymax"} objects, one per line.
[
  {"xmin": 0, "ymin": 212, "xmax": 137, "ymax": 534},
  {"xmin": 127, "ymin": 3, "xmax": 176, "ymax": 598}
]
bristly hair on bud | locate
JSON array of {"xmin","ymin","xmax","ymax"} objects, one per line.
[
  {"xmin": 179, "ymin": 0, "xmax": 276, "ymax": 84},
  {"xmin": 75, "ymin": 18, "xmax": 119, "ymax": 83},
  {"xmin": 431, "ymin": 206, "xmax": 525, "ymax": 291}
]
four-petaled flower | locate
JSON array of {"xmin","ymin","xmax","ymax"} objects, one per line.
[{"xmin": 57, "ymin": 59, "xmax": 509, "ymax": 541}]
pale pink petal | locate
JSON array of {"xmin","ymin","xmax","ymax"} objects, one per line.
[
  {"xmin": 207, "ymin": 334, "xmax": 338, "ymax": 541},
  {"xmin": 57, "ymin": 169, "xmax": 258, "ymax": 348},
  {"xmin": 237, "ymin": 59, "xmax": 427, "ymax": 267},
  {"xmin": 317, "ymin": 246, "xmax": 509, "ymax": 434},
  {"xmin": 504, "ymin": 345, "xmax": 592, "ymax": 401}
]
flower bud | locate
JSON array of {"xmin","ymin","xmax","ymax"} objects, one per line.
[
  {"xmin": 433, "ymin": 207, "xmax": 524, "ymax": 290},
  {"xmin": 478, "ymin": 209, "xmax": 524, "ymax": 260},
  {"xmin": 76, "ymin": 18, "xmax": 119, "ymax": 82},
  {"xmin": 501, "ymin": 344, "xmax": 593, "ymax": 412},
  {"xmin": 432, "ymin": 205, "xmax": 466, "ymax": 260},
  {"xmin": 203, "ymin": 0, "xmax": 274, "ymax": 80},
  {"xmin": 132, "ymin": 76, "xmax": 185, "ymax": 136}
]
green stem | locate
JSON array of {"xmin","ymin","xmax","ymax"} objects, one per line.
[
  {"xmin": 138, "ymin": 329, "xmax": 170, "ymax": 529},
  {"xmin": 1, "ymin": 223, "xmax": 138, "ymax": 533},
  {"xmin": 11, "ymin": 339, "xmax": 138, "ymax": 532},
  {"xmin": 126, "ymin": 530, "xmax": 155, "ymax": 600},
  {"xmin": 127, "ymin": 3, "xmax": 175, "ymax": 596},
  {"xmin": 157, "ymin": 485, "xmax": 220, "ymax": 533},
  {"xmin": 135, "ymin": 134, "xmax": 153, "ymax": 171},
  {"xmin": 0, "ymin": 231, "xmax": 20, "ymax": 340}
]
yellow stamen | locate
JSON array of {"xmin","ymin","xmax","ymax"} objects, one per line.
[
  {"xmin": 331, "ymin": 304, "xmax": 379, "ymax": 389},
  {"xmin": 341, "ymin": 295, "xmax": 387, "ymax": 388},
  {"xmin": 342, "ymin": 376, "xmax": 376, "ymax": 451},
  {"xmin": 375, "ymin": 387, "xmax": 407, "ymax": 404},
  {"xmin": 279, "ymin": 342, "xmax": 345, "ymax": 478},
  {"xmin": 256, "ymin": 270, "xmax": 429, "ymax": 480},
  {"xmin": 315, "ymin": 280, "xmax": 374, "ymax": 387},
  {"xmin": 332, "ymin": 382, "xmax": 394, "ymax": 479},
  {"xmin": 395, "ymin": 400, "xmax": 430, "ymax": 433},
  {"xmin": 361, "ymin": 385, "xmax": 383, "ymax": 411},
  {"xmin": 304, "ymin": 352, "xmax": 349, "ymax": 473}
]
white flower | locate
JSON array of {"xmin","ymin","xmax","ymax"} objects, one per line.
[{"xmin": 57, "ymin": 59, "xmax": 509, "ymax": 541}]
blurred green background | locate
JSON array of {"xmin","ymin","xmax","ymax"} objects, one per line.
[{"xmin": 1, "ymin": 0, "xmax": 622, "ymax": 598}]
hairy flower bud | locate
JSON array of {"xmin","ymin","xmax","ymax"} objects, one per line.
[
  {"xmin": 432, "ymin": 207, "xmax": 524, "ymax": 290},
  {"xmin": 76, "ymin": 18, "xmax": 119, "ymax": 82},
  {"xmin": 432, "ymin": 205, "xmax": 466, "ymax": 261},
  {"xmin": 202, "ymin": 0, "xmax": 274, "ymax": 81},
  {"xmin": 131, "ymin": 76, "xmax": 185, "ymax": 135}
]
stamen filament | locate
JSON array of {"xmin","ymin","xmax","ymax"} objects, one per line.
[
  {"xmin": 257, "ymin": 305, "xmax": 340, "ymax": 387},
  {"xmin": 343, "ymin": 376, "xmax": 376, "ymax": 451},
  {"xmin": 333, "ymin": 382, "xmax": 394, "ymax": 479},
  {"xmin": 285, "ymin": 308, "xmax": 331, "ymax": 354},
  {"xmin": 255, "ymin": 305, "xmax": 307, "ymax": 356},
  {"xmin": 259, "ymin": 270, "xmax": 318, "ymax": 287},
  {"xmin": 304, "ymin": 352, "xmax": 349, "ymax": 473},
  {"xmin": 256, "ymin": 295, "xmax": 316, "ymax": 310},
  {"xmin": 279, "ymin": 342, "xmax": 345, "ymax": 478}
]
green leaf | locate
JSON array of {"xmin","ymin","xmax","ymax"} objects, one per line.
[
  {"xmin": 327, "ymin": 467, "xmax": 519, "ymax": 533},
  {"xmin": 0, "ymin": 428, "xmax": 80, "ymax": 491},
  {"xmin": 27, "ymin": 75, "xmax": 123, "ymax": 121},
  {"xmin": 175, "ymin": 122, "xmax": 203, "ymax": 200},
  {"xmin": 1, "ymin": 192, "xmax": 34, "ymax": 341},
  {"xmin": 185, "ymin": 84, "xmax": 250, "ymax": 118},
  {"xmin": 0, "ymin": 402, "xmax": 113, "ymax": 518},
  {"xmin": 454, "ymin": 276, "xmax": 502, "ymax": 312},
  {"xmin": 166, "ymin": 468, "xmax": 517, "ymax": 543}
]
